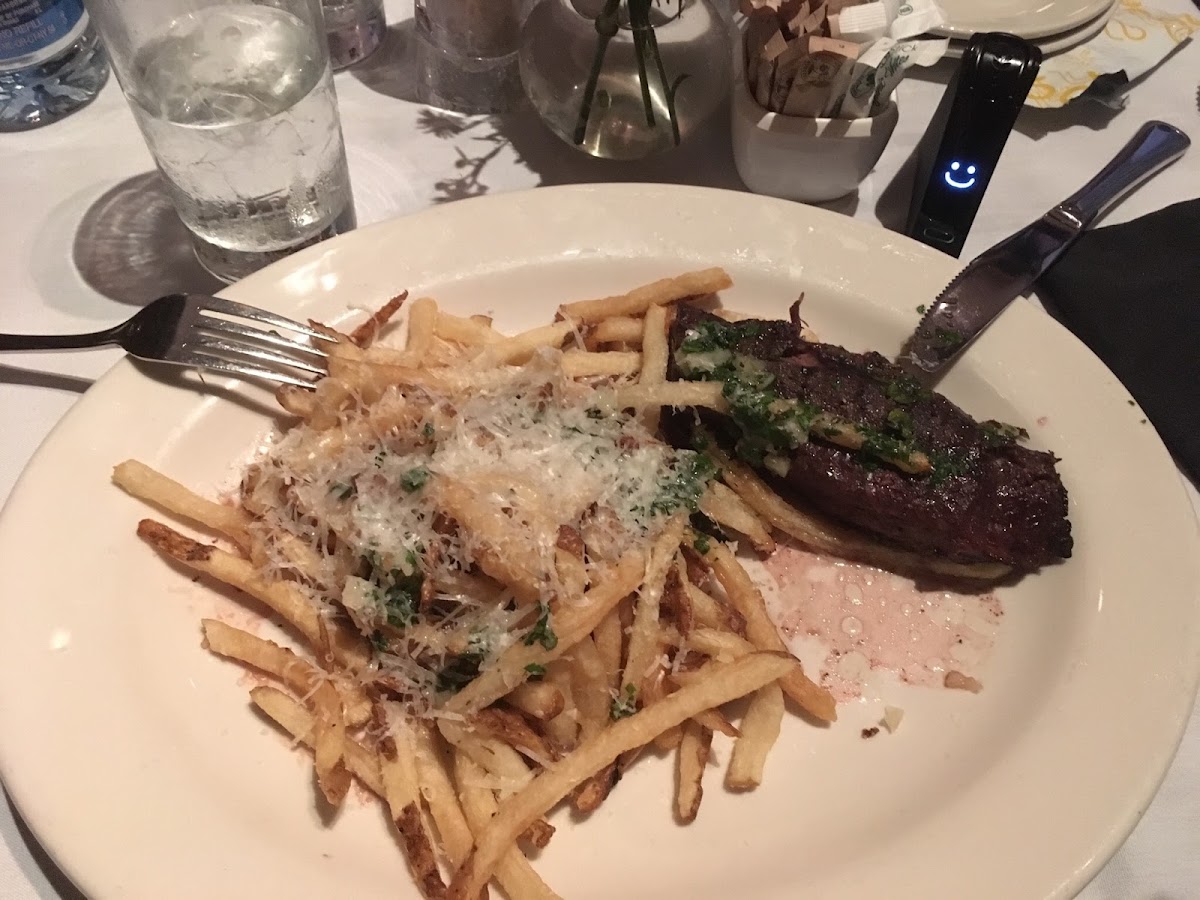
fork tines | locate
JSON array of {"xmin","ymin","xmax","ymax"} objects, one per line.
[{"xmin": 181, "ymin": 295, "xmax": 337, "ymax": 389}]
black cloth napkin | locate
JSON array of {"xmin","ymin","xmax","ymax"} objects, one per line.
[{"xmin": 1038, "ymin": 198, "xmax": 1200, "ymax": 485}]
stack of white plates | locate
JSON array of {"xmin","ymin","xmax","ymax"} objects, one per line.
[{"xmin": 935, "ymin": 0, "xmax": 1118, "ymax": 57}]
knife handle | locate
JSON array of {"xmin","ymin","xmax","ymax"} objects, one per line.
[{"xmin": 1061, "ymin": 121, "xmax": 1190, "ymax": 227}]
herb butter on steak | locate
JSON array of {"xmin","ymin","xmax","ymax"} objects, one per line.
[{"xmin": 666, "ymin": 305, "xmax": 1072, "ymax": 571}]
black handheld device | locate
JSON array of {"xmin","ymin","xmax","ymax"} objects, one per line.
[{"xmin": 906, "ymin": 32, "xmax": 1042, "ymax": 257}]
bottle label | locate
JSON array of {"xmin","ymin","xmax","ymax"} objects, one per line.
[{"xmin": 0, "ymin": 0, "xmax": 85, "ymax": 62}]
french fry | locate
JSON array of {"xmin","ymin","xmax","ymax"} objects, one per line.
[
  {"xmin": 472, "ymin": 707, "xmax": 558, "ymax": 765},
  {"xmin": 453, "ymin": 753, "xmax": 562, "ymax": 900},
  {"xmin": 372, "ymin": 296, "xmax": 438, "ymax": 368},
  {"xmin": 245, "ymin": 526, "xmax": 331, "ymax": 590},
  {"xmin": 698, "ymin": 482, "xmax": 776, "ymax": 554},
  {"xmin": 554, "ymin": 525, "xmax": 587, "ymax": 601},
  {"xmin": 542, "ymin": 659, "xmax": 579, "ymax": 752},
  {"xmin": 573, "ymin": 607, "xmax": 624, "ymax": 812},
  {"xmin": 350, "ymin": 291, "xmax": 408, "ymax": 347},
  {"xmin": 201, "ymin": 619, "xmax": 372, "ymax": 729},
  {"xmin": 311, "ymin": 684, "xmax": 351, "ymax": 806},
  {"xmin": 379, "ymin": 724, "xmax": 448, "ymax": 900},
  {"xmin": 438, "ymin": 721, "xmax": 535, "ymax": 795},
  {"xmin": 560, "ymin": 349, "xmax": 641, "ymax": 378},
  {"xmin": 566, "ymin": 636, "xmax": 609, "ymax": 743},
  {"xmin": 522, "ymin": 818, "xmax": 556, "ymax": 851},
  {"xmin": 137, "ymin": 520, "xmax": 370, "ymax": 672},
  {"xmin": 114, "ymin": 461, "xmax": 249, "ymax": 548},
  {"xmin": 411, "ymin": 725, "xmax": 476, "ymax": 872},
  {"xmin": 444, "ymin": 551, "xmax": 645, "ymax": 715},
  {"xmin": 710, "ymin": 445, "xmax": 1011, "ymax": 581},
  {"xmin": 692, "ymin": 707, "xmax": 740, "ymax": 739},
  {"xmin": 431, "ymin": 474, "xmax": 553, "ymax": 604},
  {"xmin": 688, "ymin": 626, "xmax": 756, "ymax": 661},
  {"xmin": 473, "ymin": 321, "xmax": 575, "ymax": 367},
  {"xmin": 446, "ymin": 652, "xmax": 798, "ymax": 900},
  {"xmin": 250, "ymin": 685, "xmax": 382, "ymax": 794},
  {"xmin": 684, "ymin": 580, "xmax": 746, "ymax": 634},
  {"xmin": 590, "ymin": 316, "xmax": 644, "ymax": 344},
  {"xmin": 675, "ymin": 719, "xmax": 712, "ymax": 824},
  {"xmin": 504, "ymin": 681, "xmax": 565, "ymax": 722},
  {"xmin": 643, "ymin": 664, "xmax": 683, "ymax": 753},
  {"xmin": 573, "ymin": 763, "xmax": 617, "ymax": 815},
  {"xmin": 606, "ymin": 381, "xmax": 728, "ymax": 413},
  {"xmin": 435, "ymin": 310, "xmax": 503, "ymax": 346},
  {"xmin": 692, "ymin": 534, "xmax": 836, "ymax": 723},
  {"xmin": 593, "ymin": 606, "xmax": 624, "ymax": 693},
  {"xmin": 639, "ymin": 302, "xmax": 670, "ymax": 432},
  {"xmin": 558, "ymin": 268, "xmax": 733, "ymax": 323},
  {"xmin": 275, "ymin": 384, "xmax": 318, "ymax": 418},
  {"xmin": 622, "ymin": 518, "xmax": 687, "ymax": 706},
  {"xmin": 662, "ymin": 561, "xmax": 694, "ymax": 638},
  {"xmin": 726, "ymin": 682, "xmax": 784, "ymax": 791}
]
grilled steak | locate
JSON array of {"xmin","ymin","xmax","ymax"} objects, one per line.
[{"xmin": 667, "ymin": 305, "xmax": 1072, "ymax": 570}]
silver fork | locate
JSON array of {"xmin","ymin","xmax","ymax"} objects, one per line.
[{"xmin": 0, "ymin": 294, "xmax": 334, "ymax": 388}]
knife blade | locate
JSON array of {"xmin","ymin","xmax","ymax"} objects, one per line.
[{"xmin": 901, "ymin": 120, "xmax": 1191, "ymax": 376}]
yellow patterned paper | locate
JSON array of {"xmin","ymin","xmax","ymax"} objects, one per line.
[{"xmin": 1027, "ymin": 0, "xmax": 1198, "ymax": 109}]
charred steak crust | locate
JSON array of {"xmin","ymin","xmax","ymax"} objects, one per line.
[{"xmin": 667, "ymin": 306, "xmax": 1072, "ymax": 570}]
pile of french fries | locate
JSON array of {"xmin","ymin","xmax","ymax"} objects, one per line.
[{"xmin": 112, "ymin": 268, "xmax": 991, "ymax": 899}]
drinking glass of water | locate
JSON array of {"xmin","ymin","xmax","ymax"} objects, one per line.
[{"xmin": 84, "ymin": 0, "xmax": 356, "ymax": 283}]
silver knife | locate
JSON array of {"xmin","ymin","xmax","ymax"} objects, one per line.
[{"xmin": 902, "ymin": 120, "xmax": 1190, "ymax": 375}]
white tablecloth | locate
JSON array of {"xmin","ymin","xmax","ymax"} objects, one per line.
[{"xmin": 2, "ymin": 1, "xmax": 1198, "ymax": 896}]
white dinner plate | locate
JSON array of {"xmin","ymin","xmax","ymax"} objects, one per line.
[
  {"xmin": 942, "ymin": 0, "xmax": 1116, "ymax": 57},
  {"xmin": 1, "ymin": 184, "xmax": 1198, "ymax": 900},
  {"xmin": 933, "ymin": 0, "xmax": 1113, "ymax": 40}
]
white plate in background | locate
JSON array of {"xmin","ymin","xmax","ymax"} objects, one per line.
[
  {"xmin": 942, "ymin": 0, "xmax": 1117, "ymax": 57},
  {"xmin": 933, "ymin": 0, "xmax": 1114, "ymax": 40}
]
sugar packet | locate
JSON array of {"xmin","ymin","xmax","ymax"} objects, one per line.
[
  {"xmin": 781, "ymin": 36, "xmax": 862, "ymax": 117},
  {"xmin": 870, "ymin": 37, "xmax": 947, "ymax": 112},
  {"xmin": 884, "ymin": 0, "xmax": 947, "ymax": 40},
  {"xmin": 830, "ymin": 1, "xmax": 889, "ymax": 43}
]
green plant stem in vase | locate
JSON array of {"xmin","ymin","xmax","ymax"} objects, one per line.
[{"xmin": 520, "ymin": 0, "xmax": 733, "ymax": 161}]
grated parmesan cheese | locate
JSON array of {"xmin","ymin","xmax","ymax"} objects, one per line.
[{"xmin": 238, "ymin": 349, "xmax": 714, "ymax": 716}]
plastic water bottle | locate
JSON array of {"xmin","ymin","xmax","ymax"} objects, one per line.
[{"xmin": 0, "ymin": 1, "xmax": 109, "ymax": 132}]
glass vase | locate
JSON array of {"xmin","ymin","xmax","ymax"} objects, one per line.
[{"xmin": 519, "ymin": 0, "xmax": 734, "ymax": 160}]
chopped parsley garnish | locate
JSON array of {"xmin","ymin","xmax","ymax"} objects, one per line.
[
  {"xmin": 382, "ymin": 571, "xmax": 423, "ymax": 627},
  {"xmin": 437, "ymin": 650, "xmax": 486, "ymax": 693},
  {"xmin": 884, "ymin": 375, "xmax": 928, "ymax": 406},
  {"xmin": 369, "ymin": 629, "xmax": 389, "ymax": 652},
  {"xmin": 524, "ymin": 603, "xmax": 558, "ymax": 651},
  {"xmin": 646, "ymin": 451, "xmax": 717, "ymax": 517},
  {"xmin": 885, "ymin": 408, "xmax": 914, "ymax": 441},
  {"xmin": 524, "ymin": 663, "xmax": 546, "ymax": 679},
  {"xmin": 858, "ymin": 425, "xmax": 917, "ymax": 469},
  {"xmin": 674, "ymin": 316, "xmax": 966, "ymax": 481},
  {"xmin": 979, "ymin": 420, "xmax": 1029, "ymax": 447},
  {"xmin": 928, "ymin": 449, "xmax": 973, "ymax": 485},
  {"xmin": 916, "ymin": 304, "xmax": 927, "ymax": 314},
  {"xmin": 678, "ymin": 319, "xmax": 762, "ymax": 353},
  {"xmin": 330, "ymin": 482, "xmax": 355, "ymax": 501},
  {"xmin": 422, "ymin": 422, "xmax": 435, "ymax": 438},
  {"xmin": 693, "ymin": 533, "xmax": 711, "ymax": 554},
  {"xmin": 610, "ymin": 684, "xmax": 637, "ymax": 720},
  {"xmin": 400, "ymin": 466, "xmax": 430, "ymax": 493}
]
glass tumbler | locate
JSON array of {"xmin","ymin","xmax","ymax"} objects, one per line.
[
  {"xmin": 414, "ymin": 0, "xmax": 527, "ymax": 114},
  {"xmin": 84, "ymin": 0, "xmax": 357, "ymax": 283},
  {"xmin": 322, "ymin": 0, "xmax": 386, "ymax": 70}
]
